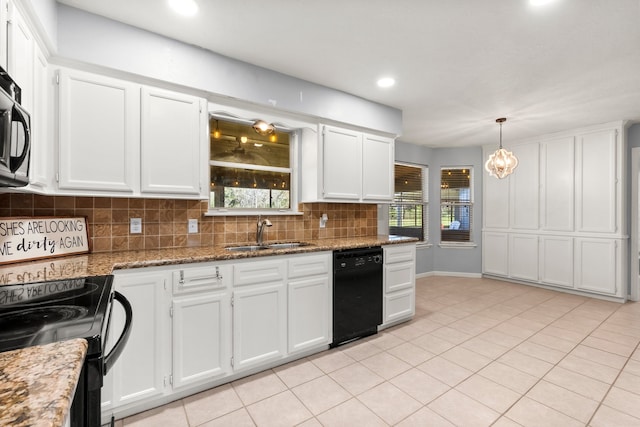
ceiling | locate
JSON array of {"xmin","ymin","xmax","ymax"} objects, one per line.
[{"xmin": 55, "ymin": 0, "xmax": 640, "ymax": 147}]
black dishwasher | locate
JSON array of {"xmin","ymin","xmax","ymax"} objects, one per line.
[{"xmin": 332, "ymin": 247, "xmax": 383, "ymax": 347}]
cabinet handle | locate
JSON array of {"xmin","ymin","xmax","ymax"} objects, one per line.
[
  {"xmin": 215, "ymin": 266, "xmax": 223, "ymax": 281},
  {"xmin": 179, "ymin": 270, "xmax": 185, "ymax": 286}
]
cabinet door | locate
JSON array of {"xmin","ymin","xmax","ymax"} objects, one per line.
[
  {"xmin": 141, "ymin": 87, "xmax": 203, "ymax": 195},
  {"xmin": 540, "ymin": 236, "xmax": 573, "ymax": 288},
  {"xmin": 172, "ymin": 291, "xmax": 230, "ymax": 389},
  {"xmin": 362, "ymin": 134, "xmax": 394, "ymax": 201},
  {"xmin": 288, "ymin": 276, "xmax": 330, "ymax": 353},
  {"xmin": 385, "ymin": 261, "xmax": 414, "ymax": 293},
  {"xmin": 576, "ymin": 129, "xmax": 618, "ymax": 233},
  {"xmin": 232, "ymin": 283, "xmax": 286, "ymax": 371},
  {"xmin": 58, "ymin": 69, "xmax": 140, "ymax": 192},
  {"xmin": 7, "ymin": 2, "xmax": 33, "ymax": 112},
  {"xmin": 509, "ymin": 234, "xmax": 539, "ymax": 282},
  {"xmin": 510, "ymin": 142, "xmax": 539, "ymax": 230},
  {"xmin": 0, "ymin": 0, "xmax": 7, "ymax": 70},
  {"xmin": 541, "ymin": 137, "xmax": 574, "ymax": 232},
  {"xmin": 483, "ymin": 149, "xmax": 510, "ymax": 229},
  {"xmin": 29, "ymin": 45, "xmax": 49, "ymax": 187},
  {"xmin": 384, "ymin": 288, "xmax": 415, "ymax": 325},
  {"xmin": 110, "ymin": 271, "xmax": 168, "ymax": 408},
  {"xmin": 322, "ymin": 125, "xmax": 362, "ymax": 199},
  {"xmin": 575, "ymin": 238, "xmax": 619, "ymax": 296},
  {"xmin": 483, "ymin": 232, "xmax": 509, "ymax": 276}
]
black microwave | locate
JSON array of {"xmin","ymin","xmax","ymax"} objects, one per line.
[{"xmin": 0, "ymin": 66, "xmax": 30, "ymax": 187}]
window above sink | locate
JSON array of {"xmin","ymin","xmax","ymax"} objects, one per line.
[{"xmin": 209, "ymin": 116, "xmax": 293, "ymax": 212}]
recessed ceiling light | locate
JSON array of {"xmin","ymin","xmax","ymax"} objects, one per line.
[
  {"xmin": 168, "ymin": 0, "xmax": 199, "ymax": 16},
  {"xmin": 529, "ymin": 0, "xmax": 556, "ymax": 6},
  {"xmin": 377, "ymin": 77, "xmax": 396, "ymax": 88}
]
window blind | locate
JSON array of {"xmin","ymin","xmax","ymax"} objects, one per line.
[{"xmin": 440, "ymin": 168, "xmax": 472, "ymax": 242}]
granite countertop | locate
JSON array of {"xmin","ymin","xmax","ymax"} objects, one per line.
[
  {"xmin": 0, "ymin": 235, "xmax": 418, "ymax": 285},
  {"xmin": 0, "ymin": 339, "xmax": 87, "ymax": 427}
]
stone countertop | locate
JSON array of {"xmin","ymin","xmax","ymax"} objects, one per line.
[
  {"xmin": 0, "ymin": 235, "xmax": 418, "ymax": 285},
  {"xmin": 0, "ymin": 338, "xmax": 87, "ymax": 427}
]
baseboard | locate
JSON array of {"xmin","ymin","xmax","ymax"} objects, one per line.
[{"xmin": 416, "ymin": 271, "xmax": 482, "ymax": 279}]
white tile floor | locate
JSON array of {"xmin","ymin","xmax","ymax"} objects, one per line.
[{"xmin": 110, "ymin": 276, "xmax": 640, "ymax": 426}]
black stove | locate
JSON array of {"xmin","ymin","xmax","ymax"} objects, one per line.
[
  {"xmin": 0, "ymin": 275, "xmax": 132, "ymax": 427},
  {"xmin": 0, "ymin": 276, "xmax": 112, "ymax": 356}
]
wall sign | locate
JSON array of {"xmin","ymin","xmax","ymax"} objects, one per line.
[{"xmin": 0, "ymin": 217, "xmax": 90, "ymax": 265}]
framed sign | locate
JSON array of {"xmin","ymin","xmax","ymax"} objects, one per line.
[{"xmin": 0, "ymin": 217, "xmax": 90, "ymax": 265}]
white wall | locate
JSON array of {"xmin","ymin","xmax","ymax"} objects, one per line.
[{"xmin": 53, "ymin": 5, "xmax": 402, "ymax": 136}]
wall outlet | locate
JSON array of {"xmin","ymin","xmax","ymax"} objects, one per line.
[
  {"xmin": 319, "ymin": 213, "xmax": 328, "ymax": 228},
  {"xmin": 188, "ymin": 218, "xmax": 198, "ymax": 234},
  {"xmin": 130, "ymin": 218, "xmax": 142, "ymax": 234}
]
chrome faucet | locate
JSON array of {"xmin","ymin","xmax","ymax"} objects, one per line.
[{"xmin": 256, "ymin": 215, "xmax": 272, "ymax": 245}]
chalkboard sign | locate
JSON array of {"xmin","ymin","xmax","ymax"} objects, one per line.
[{"xmin": 0, "ymin": 217, "xmax": 90, "ymax": 265}]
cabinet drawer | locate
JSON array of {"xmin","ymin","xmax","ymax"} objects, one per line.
[
  {"xmin": 384, "ymin": 244, "xmax": 416, "ymax": 264},
  {"xmin": 234, "ymin": 259, "xmax": 286, "ymax": 286},
  {"xmin": 172, "ymin": 264, "xmax": 230, "ymax": 294},
  {"xmin": 288, "ymin": 253, "xmax": 331, "ymax": 279},
  {"xmin": 385, "ymin": 262, "xmax": 414, "ymax": 293},
  {"xmin": 384, "ymin": 288, "xmax": 415, "ymax": 325}
]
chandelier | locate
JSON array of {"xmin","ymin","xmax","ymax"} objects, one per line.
[{"xmin": 485, "ymin": 117, "xmax": 518, "ymax": 179}]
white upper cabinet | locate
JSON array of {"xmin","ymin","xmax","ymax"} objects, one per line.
[
  {"xmin": 362, "ymin": 133, "xmax": 394, "ymax": 201},
  {"xmin": 141, "ymin": 87, "xmax": 204, "ymax": 196},
  {"xmin": 576, "ymin": 128, "xmax": 619, "ymax": 234},
  {"xmin": 302, "ymin": 124, "xmax": 395, "ymax": 203},
  {"xmin": 322, "ymin": 126, "xmax": 362, "ymax": 200},
  {"xmin": 541, "ymin": 136, "xmax": 574, "ymax": 232},
  {"xmin": 0, "ymin": 0, "xmax": 7, "ymax": 70},
  {"xmin": 58, "ymin": 69, "xmax": 140, "ymax": 192},
  {"xmin": 29, "ymin": 45, "xmax": 49, "ymax": 188},
  {"xmin": 7, "ymin": 1, "xmax": 33, "ymax": 111},
  {"xmin": 5, "ymin": 2, "xmax": 50, "ymax": 189},
  {"xmin": 57, "ymin": 68, "xmax": 206, "ymax": 198},
  {"xmin": 509, "ymin": 142, "xmax": 539, "ymax": 230},
  {"xmin": 483, "ymin": 160, "xmax": 510, "ymax": 229}
]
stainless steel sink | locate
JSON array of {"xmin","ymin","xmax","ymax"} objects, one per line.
[
  {"xmin": 266, "ymin": 242, "xmax": 312, "ymax": 249},
  {"xmin": 225, "ymin": 245, "xmax": 269, "ymax": 252}
]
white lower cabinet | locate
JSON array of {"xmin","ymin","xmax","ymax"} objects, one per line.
[
  {"xmin": 509, "ymin": 234, "xmax": 539, "ymax": 282},
  {"xmin": 172, "ymin": 291, "xmax": 230, "ymax": 389},
  {"xmin": 106, "ymin": 270, "xmax": 168, "ymax": 414},
  {"xmin": 382, "ymin": 243, "xmax": 416, "ymax": 327},
  {"xmin": 232, "ymin": 282, "xmax": 286, "ymax": 371},
  {"xmin": 482, "ymin": 232, "xmax": 624, "ymax": 299},
  {"xmin": 539, "ymin": 236, "xmax": 574, "ymax": 287},
  {"xmin": 287, "ymin": 254, "xmax": 331, "ymax": 353},
  {"xmin": 482, "ymin": 232, "xmax": 509, "ymax": 276},
  {"xmin": 102, "ymin": 251, "xmax": 332, "ymax": 422},
  {"xmin": 575, "ymin": 238, "xmax": 621, "ymax": 296}
]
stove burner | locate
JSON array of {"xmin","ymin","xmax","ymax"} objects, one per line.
[
  {"xmin": 0, "ymin": 305, "xmax": 90, "ymax": 340},
  {"xmin": 0, "ymin": 283, "xmax": 100, "ymax": 308}
]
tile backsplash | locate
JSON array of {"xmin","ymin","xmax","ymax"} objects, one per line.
[{"xmin": 0, "ymin": 194, "xmax": 378, "ymax": 253}]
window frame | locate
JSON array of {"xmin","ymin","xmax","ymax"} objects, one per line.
[
  {"xmin": 439, "ymin": 166, "xmax": 475, "ymax": 247},
  {"xmin": 205, "ymin": 107, "xmax": 306, "ymax": 216},
  {"xmin": 389, "ymin": 162, "xmax": 429, "ymax": 243}
]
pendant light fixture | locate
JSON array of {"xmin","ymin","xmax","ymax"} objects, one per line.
[
  {"xmin": 252, "ymin": 120, "xmax": 276, "ymax": 136},
  {"xmin": 485, "ymin": 118, "xmax": 518, "ymax": 179}
]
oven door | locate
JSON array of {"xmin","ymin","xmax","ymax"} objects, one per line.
[{"xmin": 70, "ymin": 291, "xmax": 132, "ymax": 427}]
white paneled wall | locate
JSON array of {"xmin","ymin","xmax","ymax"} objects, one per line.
[{"xmin": 482, "ymin": 121, "xmax": 628, "ymax": 301}]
